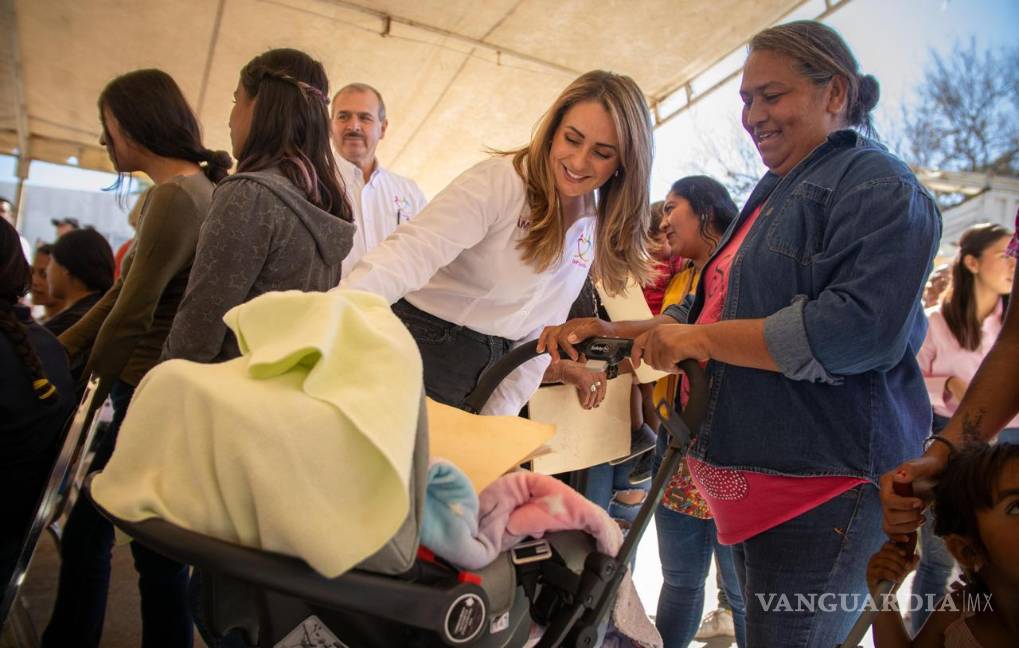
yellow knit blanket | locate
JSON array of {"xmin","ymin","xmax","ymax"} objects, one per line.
[{"xmin": 92, "ymin": 290, "xmax": 422, "ymax": 577}]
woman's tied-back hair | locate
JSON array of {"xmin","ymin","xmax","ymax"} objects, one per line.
[
  {"xmin": 1, "ymin": 219, "xmax": 58, "ymax": 402},
  {"xmin": 237, "ymin": 48, "xmax": 353, "ymax": 222},
  {"xmin": 508, "ymin": 70, "xmax": 655, "ymax": 296},
  {"xmin": 668, "ymin": 176, "xmax": 739, "ymax": 252},
  {"xmin": 99, "ymin": 69, "xmax": 232, "ymax": 185},
  {"xmin": 749, "ymin": 21, "xmax": 880, "ymax": 136},
  {"xmin": 933, "ymin": 442, "xmax": 1019, "ymax": 591},
  {"xmin": 51, "ymin": 228, "xmax": 116, "ymax": 294},
  {"xmin": 942, "ymin": 223, "xmax": 1013, "ymax": 351}
]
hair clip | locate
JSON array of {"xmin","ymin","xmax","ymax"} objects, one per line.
[{"xmin": 266, "ymin": 71, "xmax": 329, "ymax": 107}]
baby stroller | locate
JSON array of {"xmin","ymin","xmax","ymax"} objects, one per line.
[{"xmin": 85, "ymin": 338, "xmax": 706, "ymax": 647}]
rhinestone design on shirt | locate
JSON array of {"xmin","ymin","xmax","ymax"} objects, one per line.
[{"xmin": 693, "ymin": 462, "xmax": 749, "ymax": 501}]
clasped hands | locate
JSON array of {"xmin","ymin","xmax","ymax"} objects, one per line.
[{"xmin": 536, "ymin": 316, "xmax": 710, "ymax": 374}]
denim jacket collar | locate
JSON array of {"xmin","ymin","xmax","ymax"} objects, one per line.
[
  {"xmin": 690, "ymin": 129, "xmax": 869, "ymax": 325},
  {"xmin": 744, "ymin": 129, "xmax": 866, "ymax": 219}
]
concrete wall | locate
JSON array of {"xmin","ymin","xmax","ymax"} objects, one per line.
[{"xmin": 1, "ymin": 179, "xmax": 137, "ymax": 258}]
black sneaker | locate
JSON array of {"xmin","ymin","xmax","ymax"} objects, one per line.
[{"xmin": 628, "ymin": 450, "xmax": 654, "ymax": 485}]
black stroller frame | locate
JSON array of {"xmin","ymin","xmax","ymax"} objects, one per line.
[{"xmin": 81, "ymin": 338, "xmax": 706, "ymax": 648}]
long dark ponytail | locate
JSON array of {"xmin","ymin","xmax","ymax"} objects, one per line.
[
  {"xmin": 1, "ymin": 219, "xmax": 58, "ymax": 402},
  {"xmin": 235, "ymin": 48, "xmax": 352, "ymax": 222},
  {"xmin": 99, "ymin": 69, "xmax": 232, "ymax": 185}
]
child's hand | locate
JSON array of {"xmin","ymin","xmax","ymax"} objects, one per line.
[{"xmin": 867, "ymin": 541, "xmax": 918, "ymax": 595}]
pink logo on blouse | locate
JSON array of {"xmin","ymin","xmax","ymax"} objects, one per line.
[
  {"xmin": 517, "ymin": 206, "xmax": 532, "ymax": 230},
  {"xmin": 571, "ymin": 233, "xmax": 593, "ymax": 268},
  {"xmin": 692, "ymin": 462, "xmax": 749, "ymax": 501}
]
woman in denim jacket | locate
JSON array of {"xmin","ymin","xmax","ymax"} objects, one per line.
[
  {"xmin": 634, "ymin": 21, "xmax": 942, "ymax": 644},
  {"xmin": 545, "ymin": 20, "xmax": 941, "ymax": 646}
]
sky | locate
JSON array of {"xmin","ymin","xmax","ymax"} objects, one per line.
[{"xmin": 2, "ymin": 0, "xmax": 1016, "ymax": 199}]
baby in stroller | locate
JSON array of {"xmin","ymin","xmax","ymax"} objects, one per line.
[{"xmin": 87, "ymin": 291, "xmax": 696, "ymax": 647}]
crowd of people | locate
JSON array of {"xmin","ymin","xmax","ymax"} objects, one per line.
[{"xmin": 2, "ymin": 17, "xmax": 1017, "ymax": 648}]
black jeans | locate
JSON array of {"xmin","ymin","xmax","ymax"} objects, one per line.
[
  {"xmin": 392, "ymin": 299, "xmax": 512, "ymax": 411},
  {"xmin": 42, "ymin": 380, "xmax": 193, "ymax": 648}
]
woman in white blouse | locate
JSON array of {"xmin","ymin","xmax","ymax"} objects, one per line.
[{"xmin": 342, "ymin": 70, "xmax": 654, "ymax": 415}]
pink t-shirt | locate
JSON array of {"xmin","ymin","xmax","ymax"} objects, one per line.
[
  {"xmin": 685, "ymin": 205, "xmax": 864, "ymax": 545},
  {"xmin": 918, "ymin": 302, "xmax": 1019, "ymax": 427}
]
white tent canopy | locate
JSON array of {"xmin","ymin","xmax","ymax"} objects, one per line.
[{"xmin": 3, "ymin": 0, "xmax": 812, "ymax": 198}]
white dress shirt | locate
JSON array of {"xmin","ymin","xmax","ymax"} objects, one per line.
[
  {"xmin": 341, "ymin": 157, "xmax": 597, "ymax": 416},
  {"xmin": 337, "ymin": 155, "xmax": 427, "ymax": 277}
]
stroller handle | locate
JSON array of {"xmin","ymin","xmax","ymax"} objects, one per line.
[
  {"xmin": 537, "ymin": 356, "xmax": 706, "ymax": 648},
  {"xmin": 462, "ymin": 335, "xmax": 709, "ymax": 647},
  {"xmin": 462, "ymin": 341, "xmax": 544, "ymax": 414},
  {"xmin": 463, "ymin": 337, "xmax": 679, "ymax": 415}
]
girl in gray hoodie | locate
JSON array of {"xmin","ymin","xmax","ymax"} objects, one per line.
[{"xmin": 164, "ymin": 48, "xmax": 355, "ymax": 364}]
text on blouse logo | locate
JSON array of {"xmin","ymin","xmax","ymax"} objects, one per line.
[{"xmin": 571, "ymin": 232, "xmax": 593, "ymax": 267}]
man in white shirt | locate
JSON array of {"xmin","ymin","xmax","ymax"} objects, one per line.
[{"xmin": 330, "ymin": 83, "xmax": 427, "ymax": 277}]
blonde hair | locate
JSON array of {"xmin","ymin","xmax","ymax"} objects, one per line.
[{"xmin": 506, "ymin": 70, "xmax": 655, "ymax": 296}]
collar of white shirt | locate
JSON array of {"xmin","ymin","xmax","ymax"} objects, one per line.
[{"xmin": 335, "ymin": 153, "xmax": 384, "ymax": 187}]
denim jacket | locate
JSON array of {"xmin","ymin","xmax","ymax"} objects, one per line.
[{"xmin": 665, "ymin": 130, "xmax": 941, "ymax": 481}]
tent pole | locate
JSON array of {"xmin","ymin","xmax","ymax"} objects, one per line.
[
  {"xmin": 12, "ymin": 154, "xmax": 29, "ymax": 229},
  {"xmin": 3, "ymin": 0, "xmax": 31, "ymax": 229},
  {"xmin": 3, "ymin": 0, "xmax": 28, "ymax": 155}
]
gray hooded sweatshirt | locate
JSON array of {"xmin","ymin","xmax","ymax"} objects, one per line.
[{"xmin": 164, "ymin": 167, "xmax": 355, "ymax": 364}]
